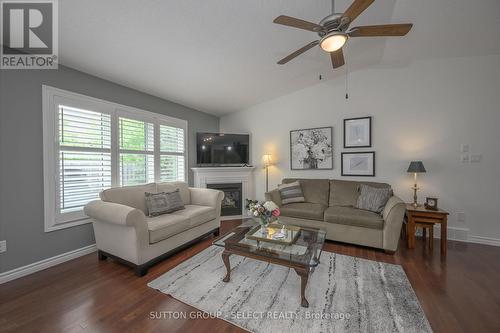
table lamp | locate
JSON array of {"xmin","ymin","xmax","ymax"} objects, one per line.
[
  {"xmin": 407, "ymin": 161, "xmax": 426, "ymax": 207},
  {"xmin": 263, "ymin": 154, "xmax": 272, "ymax": 192}
]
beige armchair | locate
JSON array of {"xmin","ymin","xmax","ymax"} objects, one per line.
[{"xmin": 84, "ymin": 182, "xmax": 223, "ymax": 276}]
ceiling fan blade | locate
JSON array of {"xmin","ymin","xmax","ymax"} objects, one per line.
[
  {"xmin": 341, "ymin": 0, "xmax": 374, "ymax": 23},
  {"xmin": 273, "ymin": 15, "xmax": 323, "ymax": 32},
  {"xmin": 348, "ymin": 24, "xmax": 413, "ymax": 37},
  {"xmin": 277, "ymin": 41, "xmax": 319, "ymax": 65},
  {"xmin": 277, "ymin": 41, "xmax": 319, "ymax": 64},
  {"xmin": 330, "ymin": 48, "xmax": 345, "ymax": 69}
]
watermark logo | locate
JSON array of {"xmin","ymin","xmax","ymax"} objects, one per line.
[{"xmin": 1, "ymin": 0, "xmax": 58, "ymax": 69}]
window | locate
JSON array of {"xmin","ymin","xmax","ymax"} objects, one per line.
[{"xmin": 43, "ymin": 86, "xmax": 187, "ymax": 232}]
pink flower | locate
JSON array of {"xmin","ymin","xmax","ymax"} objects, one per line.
[{"xmin": 272, "ymin": 208, "xmax": 280, "ymax": 217}]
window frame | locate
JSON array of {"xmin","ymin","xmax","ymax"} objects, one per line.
[{"xmin": 42, "ymin": 85, "xmax": 188, "ymax": 232}]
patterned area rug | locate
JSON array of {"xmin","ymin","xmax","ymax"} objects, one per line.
[{"xmin": 148, "ymin": 246, "xmax": 432, "ymax": 333}]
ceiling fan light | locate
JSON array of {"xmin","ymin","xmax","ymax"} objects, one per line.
[{"xmin": 320, "ymin": 33, "xmax": 347, "ymax": 52}]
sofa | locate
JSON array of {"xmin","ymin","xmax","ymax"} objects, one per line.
[
  {"xmin": 265, "ymin": 178, "xmax": 406, "ymax": 253},
  {"xmin": 84, "ymin": 181, "xmax": 224, "ymax": 276}
]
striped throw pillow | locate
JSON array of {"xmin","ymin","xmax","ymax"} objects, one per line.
[
  {"xmin": 278, "ymin": 181, "xmax": 305, "ymax": 205},
  {"xmin": 356, "ymin": 184, "xmax": 393, "ymax": 214}
]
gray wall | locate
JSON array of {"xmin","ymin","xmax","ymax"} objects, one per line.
[{"xmin": 0, "ymin": 65, "xmax": 219, "ymax": 273}]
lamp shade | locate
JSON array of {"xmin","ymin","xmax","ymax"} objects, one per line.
[
  {"xmin": 262, "ymin": 154, "xmax": 272, "ymax": 166},
  {"xmin": 407, "ymin": 161, "xmax": 426, "ymax": 173}
]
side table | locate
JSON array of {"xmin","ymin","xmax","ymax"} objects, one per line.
[{"xmin": 405, "ymin": 204, "xmax": 449, "ymax": 255}]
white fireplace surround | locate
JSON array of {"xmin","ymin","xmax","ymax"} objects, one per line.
[{"xmin": 191, "ymin": 167, "xmax": 255, "ymax": 218}]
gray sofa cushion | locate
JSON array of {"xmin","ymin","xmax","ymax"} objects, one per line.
[
  {"xmin": 329, "ymin": 179, "xmax": 391, "ymax": 207},
  {"xmin": 280, "ymin": 202, "xmax": 326, "ymax": 221},
  {"xmin": 282, "ymin": 178, "xmax": 330, "ymax": 206},
  {"xmin": 324, "ymin": 206, "xmax": 384, "ymax": 230}
]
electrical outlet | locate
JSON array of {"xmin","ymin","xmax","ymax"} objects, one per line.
[
  {"xmin": 460, "ymin": 154, "xmax": 470, "ymax": 163},
  {"xmin": 457, "ymin": 212, "xmax": 465, "ymax": 222},
  {"xmin": 0, "ymin": 240, "xmax": 6, "ymax": 253}
]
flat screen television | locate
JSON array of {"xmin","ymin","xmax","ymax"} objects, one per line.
[{"xmin": 196, "ymin": 133, "xmax": 249, "ymax": 166}]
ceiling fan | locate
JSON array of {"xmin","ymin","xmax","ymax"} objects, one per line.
[{"xmin": 273, "ymin": 0, "xmax": 413, "ymax": 69}]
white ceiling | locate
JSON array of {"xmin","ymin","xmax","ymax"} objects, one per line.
[{"xmin": 59, "ymin": 0, "xmax": 500, "ymax": 116}]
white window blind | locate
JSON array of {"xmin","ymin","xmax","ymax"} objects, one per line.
[
  {"xmin": 160, "ymin": 124, "xmax": 185, "ymax": 182},
  {"xmin": 119, "ymin": 117, "xmax": 155, "ymax": 186},
  {"xmin": 58, "ymin": 106, "xmax": 112, "ymax": 214},
  {"xmin": 43, "ymin": 86, "xmax": 188, "ymax": 232}
]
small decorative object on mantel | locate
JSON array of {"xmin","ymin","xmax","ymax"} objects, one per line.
[
  {"xmin": 344, "ymin": 116, "xmax": 372, "ymax": 148},
  {"xmin": 246, "ymin": 200, "xmax": 281, "ymax": 233},
  {"xmin": 341, "ymin": 152, "xmax": 375, "ymax": 176},
  {"xmin": 290, "ymin": 127, "xmax": 333, "ymax": 170},
  {"xmin": 407, "ymin": 161, "xmax": 426, "ymax": 207},
  {"xmin": 424, "ymin": 197, "xmax": 438, "ymax": 210}
]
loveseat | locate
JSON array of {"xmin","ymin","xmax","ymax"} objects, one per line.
[
  {"xmin": 265, "ymin": 178, "xmax": 406, "ymax": 253},
  {"xmin": 84, "ymin": 181, "xmax": 223, "ymax": 276}
]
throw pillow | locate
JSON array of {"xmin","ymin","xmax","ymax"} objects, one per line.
[
  {"xmin": 356, "ymin": 184, "xmax": 393, "ymax": 214},
  {"xmin": 145, "ymin": 189, "xmax": 185, "ymax": 217},
  {"xmin": 278, "ymin": 181, "xmax": 305, "ymax": 205}
]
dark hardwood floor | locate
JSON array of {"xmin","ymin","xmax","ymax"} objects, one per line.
[{"xmin": 1, "ymin": 219, "xmax": 499, "ymax": 333}]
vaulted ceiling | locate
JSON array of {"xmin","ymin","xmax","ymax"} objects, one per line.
[{"xmin": 59, "ymin": 0, "xmax": 500, "ymax": 115}]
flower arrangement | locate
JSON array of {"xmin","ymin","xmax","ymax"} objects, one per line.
[{"xmin": 245, "ymin": 199, "xmax": 280, "ymax": 226}]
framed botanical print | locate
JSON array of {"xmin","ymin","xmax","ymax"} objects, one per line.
[
  {"xmin": 290, "ymin": 126, "xmax": 333, "ymax": 170},
  {"xmin": 341, "ymin": 152, "xmax": 375, "ymax": 176},
  {"xmin": 344, "ymin": 116, "xmax": 372, "ymax": 148}
]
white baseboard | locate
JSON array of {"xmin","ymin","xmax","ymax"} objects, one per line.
[
  {"xmin": 420, "ymin": 225, "xmax": 500, "ymax": 247},
  {"xmin": 468, "ymin": 236, "xmax": 500, "ymax": 247},
  {"xmin": 0, "ymin": 244, "xmax": 97, "ymax": 284}
]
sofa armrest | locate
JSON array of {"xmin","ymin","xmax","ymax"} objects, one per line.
[
  {"xmin": 84, "ymin": 200, "xmax": 146, "ymax": 227},
  {"xmin": 382, "ymin": 196, "xmax": 406, "ymax": 251},
  {"xmin": 189, "ymin": 187, "xmax": 224, "ymax": 211},
  {"xmin": 264, "ymin": 188, "xmax": 282, "ymax": 207}
]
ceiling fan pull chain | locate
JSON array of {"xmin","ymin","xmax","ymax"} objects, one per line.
[{"xmin": 345, "ymin": 47, "xmax": 349, "ymax": 99}]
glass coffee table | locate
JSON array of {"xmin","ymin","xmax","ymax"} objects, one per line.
[{"xmin": 213, "ymin": 218, "xmax": 326, "ymax": 307}]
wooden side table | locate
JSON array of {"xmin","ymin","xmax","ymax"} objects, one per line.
[{"xmin": 405, "ymin": 204, "xmax": 449, "ymax": 255}]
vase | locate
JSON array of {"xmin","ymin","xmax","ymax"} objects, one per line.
[{"xmin": 257, "ymin": 216, "xmax": 270, "ymax": 234}]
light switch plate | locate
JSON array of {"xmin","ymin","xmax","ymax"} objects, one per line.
[
  {"xmin": 460, "ymin": 144, "xmax": 470, "ymax": 153},
  {"xmin": 457, "ymin": 212, "xmax": 465, "ymax": 222},
  {"xmin": 460, "ymin": 154, "xmax": 470, "ymax": 163},
  {"xmin": 0, "ymin": 240, "xmax": 6, "ymax": 253}
]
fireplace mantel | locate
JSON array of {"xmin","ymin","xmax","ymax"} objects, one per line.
[{"xmin": 191, "ymin": 166, "xmax": 255, "ymax": 218}]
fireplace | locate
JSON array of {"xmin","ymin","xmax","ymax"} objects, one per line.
[{"xmin": 207, "ymin": 183, "xmax": 243, "ymax": 216}]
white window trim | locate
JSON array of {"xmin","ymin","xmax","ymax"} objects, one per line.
[{"xmin": 42, "ymin": 85, "xmax": 188, "ymax": 232}]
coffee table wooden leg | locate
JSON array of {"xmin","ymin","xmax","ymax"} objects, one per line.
[
  {"xmin": 294, "ymin": 268, "xmax": 309, "ymax": 308},
  {"xmin": 222, "ymin": 250, "xmax": 231, "ymax": 282}
]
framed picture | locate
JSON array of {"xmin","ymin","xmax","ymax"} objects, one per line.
[
  {"xmin": 290, "ymin": 126, "xmax": 333, "ymax": 170},
  {"xmin": 341, "ymin": 152, "xmax": 375, "ymax": 176},
  {"xmin": 344, "ymin": 116, "xmax": 372, "ymax": 148}
]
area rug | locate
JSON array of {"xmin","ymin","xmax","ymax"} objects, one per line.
[{"xmin": 148, "ymin": 246, "xmax": 432, "ymax": 333}]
